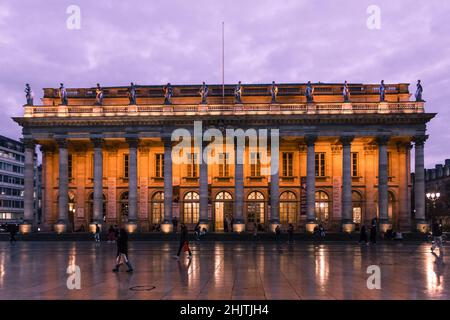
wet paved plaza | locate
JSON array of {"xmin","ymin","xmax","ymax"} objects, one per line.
[{"xmin": 0, "ymin": 241, "xmax": 448, "ymax": 300}]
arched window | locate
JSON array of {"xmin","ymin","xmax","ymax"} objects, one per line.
[
  {"xmin": 151, "ymin": 192, "xmax": 164, "ymax": 225},
  {"xmin": 280, "ymin": 191, "xmax": 297, "ymax": 225},
  {"xmin": 247, "ymin": 191, "xmax": 265, "ymax": 224},
  {"xmin": 120, "ymin": 192, "xmax": 129, "ymax": 223},
  {"xmin": 315, "ymin": 191, "xmax": 330, "ymax": 223},
  {"xmin": 352, "ymin": 191, "xmax": 363, "ymax": 224},
  {"xmin": 183, "ymin": 191, "xmax": 199, "ymax": 224},
  {"xmin": 214, "ymin": 191, "xmax": 233, "ymax": 231}
]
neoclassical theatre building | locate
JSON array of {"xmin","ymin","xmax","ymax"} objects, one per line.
[{"xmin": 14, "ymin": 82, "xmax": 434, "ymax": 233}]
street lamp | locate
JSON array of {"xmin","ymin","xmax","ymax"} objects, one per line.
[{"xmin": 426, "ymin": 192, "xmax": 441, "ymax": 222}]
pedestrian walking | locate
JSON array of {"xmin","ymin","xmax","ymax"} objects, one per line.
[
  {"xmin": 172, "ymin": 216, "xmax": 178, "ymax": 233},
  {"xmin": 194, "ymin": 222, "xmax": 201, "ymax": 241},
  {"xmin": 224, "ymin": 219, "xmax": 229, "ymax": 233},
  {"xmin": 253, "ymin": 222, "xmax": 258, "ymax": 240},
  {"xmin": 275, "ymin": 224, "xmax": 281, "ymax": 241},
  {"xmin": 370, "ymin": 223, "xmax": 377, "ymax": 244},
  {"xmin": 9, "ymin": 224, "xmax": 17, "ymax": 243},
  {"xmin": 94, "ymin": 223, "xmax": 101, "ymax": 242},
  {"xmin": 318, "ymin": 223, "xmax": 326, "ymax": 239},
  {"xmin": 112, "ymin": 228, "xmax": 134, "ymax": 272},
  {"xmin": 174, "ymin": 223, "xmax": 192, "ymax": 260},
  {"xmin": 107, "ymin": 225, "xmax": 116, "ymax": 243},
  {"xmin": 359, "ymin": 225, "xmax": 368, "ymax": 244},
  {"xmin": 431, "ymin": 219, "xmax": 444, "ymax": 253},
  {"xmin": 288, "ymin": 223, "xmax": 294, "ymax": 244}
]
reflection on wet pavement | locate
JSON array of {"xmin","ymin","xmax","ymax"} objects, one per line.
[{"xmin": 0, "ymin": 241, "xmax": 447, "ymax": 300}]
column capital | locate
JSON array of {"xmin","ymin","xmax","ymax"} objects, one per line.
[
  {"xmin": 126, "ymin": 137, "xmax": 139, "ymax": 148},
  {"xmin": 162, "ymin": 136, "xmax": 173, "ymax": 148},
  {"xmin": 23, "ymin": 138, "xmax": 36, "ymax": 149},
  {"xmin": 304, "ymin": 135, "xmax": 317, "ymax": 146},
  {"xmin": 413, "ymin": 135, "xmax": 428, "ymax": 146},
  {"xmin": 55, "ymin": 138, "xmax": 68, "ymax": 149},
  {"xmin": 90, "ymin": 138, "xmax": 104, "ymax": 149},
  {"xmin": 39, "ymin": 144, "xmax": 55, "ymax": 153},
  {"xmin": 339, "ymin": 135, "xmax": 354, "ymax": 146},
  {"xmin": 376, "ymin": 135, "xmax": 390, "ymax": 146}
]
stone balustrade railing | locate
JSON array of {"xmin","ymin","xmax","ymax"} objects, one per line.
[{"xmin": 23, "ymin": 102, "xmax": 424, "ymax": 118}]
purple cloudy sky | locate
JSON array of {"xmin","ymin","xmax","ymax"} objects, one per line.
[{"xmin": 0, "ymin": 0, "xmax": 449, "ymax": 168}]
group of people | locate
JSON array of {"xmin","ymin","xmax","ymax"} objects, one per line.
[{"xmin": 359, "ymin": 218, "xmax": 379, "ymax": 244}]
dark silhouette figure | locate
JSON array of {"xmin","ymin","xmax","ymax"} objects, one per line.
[
  {"xmin": 175, "ymin": 224, "xmax": 192, "ymax": 259},
  {"xmin": 112, "ymin": 228, "xmax": 133, "ymax": 272}
]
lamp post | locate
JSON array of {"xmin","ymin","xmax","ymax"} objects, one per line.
[{"xmin": 426, "ymin": 192, "xmax": 441, "ymax": 223}]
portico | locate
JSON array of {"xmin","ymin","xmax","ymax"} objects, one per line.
[{"xmin": 15, "ymin": 82, "xmax": 434, "ymax": 233}]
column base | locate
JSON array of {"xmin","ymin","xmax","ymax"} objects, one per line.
[
  {"xmin": 269, "ymin": 221, "xmax": 280, "ymax": 233},
  {"xmin": 233, "ymin": 222, "xmax": 246, "ymax": 233},
  {"xmin": 160, "ymin": 222, "xmax": 173, "ymax": 234},
  {"xmin": 379, "ymin": 221, "xmax": 392, "ymax": 233},
  {"xmin": 19, "ymin": 223, "xmax": 32, "ymax": 234},
  {"xmin": 342, "ymin": 222, "xmax": 355, "ymax": 233},
  {"xmin": 199, "ymin": 221, "xmax": 210, "ymax": 232},
  {"xmin": 125, "ymin": 221, "xmax": 138, "ymax": 234},
  {"xmin": 54, "ymin": 222, "xmax": 67, "ymax": 234},
  {"xmin": 416, "ymin": 221, "xmax": 430, "ymax": 233},
  {"xmin": 305, "ymin": 221, "xmax": 318, "ymax": 234}
]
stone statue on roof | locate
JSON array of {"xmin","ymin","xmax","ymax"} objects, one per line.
[
  {"xmin": 164, "ymin": 83, "xmax": 173, "ymax": 105},
  {"xmin": 59, "ymin": 83, "xmax": 68, "ymax": 105},
  {"xmin": 25, "ymin": 83, "xmax": 34, "ymax": 105},
  {"xmin": 343, "ymin": 81, "xmax": 350, "ymax": 102},
  {"xmin": 128, "ymin": 82, "xmax": 137, "ymax": 105},
  {"xmin": 270, "ymin": 81, "xmax": 278, "ymax": 103},
  {"xmin": 305, "ymin": 81, "xmax": 314, "ymax": 103},
  {"xmin": 199, "ymin": 82, "xmax": 209, "ymax": 104},
  {"xmin": 234, "ymin": 81, "xmax": 242, "ymax": 104},
  {"xmin": 95, "ymin": 83, "xmax": 103, "ymax": 105},
  {"xmin": 379, "ymin": 80, "xmax": 386, "ymax": 102},
  {"xmin": 415, "ymin": 80, "xmax": 423, "ymax": 102}
]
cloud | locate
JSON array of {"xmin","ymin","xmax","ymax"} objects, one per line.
[{"xmin": 0, "ymin": 0, "xmax": 449, "ymax": 167}]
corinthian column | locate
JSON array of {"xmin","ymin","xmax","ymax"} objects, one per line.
[
  {"xmin": 161, "ymin": 137, "xmax": 174, "ymax": 233},
  {"xmin": 55, "ymin": 138, "xmax": 69, "ymax": 233},
  {"xmin": 91, "ymin": 138, "xmax": 104, "ymax": 225},
  {"xmin": 414, "ymin": 135, "xmax": 428, "ymax": 232},
  {"xmin": 126, "ymin": 137, "xmax": 138, "ymax": 233},
  {"xmin": 199, "ymin": 141, "xmax": 210, "ymax": 231},
  {"xmin": 233, "ymin": 137, "xmax": 245, "ymax": 232},
  {"xmin": 341, "ymin": 135, "xmax": 354, "ymax": 232},
  {"xmin": 377, "ymin": 135, "xmax": 391, "ymax": 233},
  {"xmin": 20, "ymin": 138, "xmax": 35, "ymax": 234},
  {"xmin": 305, "ymin": 135, "xmax": 317, "ymax": 233}
]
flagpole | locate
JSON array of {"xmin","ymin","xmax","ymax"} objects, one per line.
[{"xmin": 222, "ymin": 21, "xmax": 225, "ymax": 104}]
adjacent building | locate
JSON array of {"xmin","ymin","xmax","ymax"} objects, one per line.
[
  {"xmin": 0, "ymin": 135, "xmax": 39, "ymax": 226},
  {"xmin": 13, "ymin": 82, "xmax": 435, "ymax": 233},
  {"xmin": 425, "ymin": 159, "xmax": 450, "ymax": 226}
]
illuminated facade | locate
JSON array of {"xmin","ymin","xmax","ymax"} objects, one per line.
[{"xmin": 13, "ymin": 82, "xmax": 434, "ymax": 233}]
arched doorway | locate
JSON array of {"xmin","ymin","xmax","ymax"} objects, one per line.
[
  {"xmin": 119, "ymin": 192, "xmax": 129, "ymax": 225},
  {"xmin": 214, "ymin": 191, "xmax": 233, "ymax": 231},
  {"xmin": 315, "ymin": 191, "xmax": 330, "ymax": 226},
  {"xmin": 183, "ymin": 191, "xmax": 199, "ymax": 225},
  {"xmin": 87, "ymin": 193, "xmax": 107, "ymax": 223},
  {"xmin": 280, "ymin": 191, "xmax": 297, "ymax": 226},
  {"xmin": 151, "ymin": 191, "xmax": 164, "ymax": 227},
  {"xmin": 246, "ymin": 191, "xmax": 265, "ymax": 230},
  {"xmin": 352, "ymin": 191, "xmax": 363, "ymax": 229}
]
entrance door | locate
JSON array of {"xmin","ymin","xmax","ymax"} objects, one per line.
[{"xmin": 214, "ymin": 191, "xmax": 233, "ymax": 231}]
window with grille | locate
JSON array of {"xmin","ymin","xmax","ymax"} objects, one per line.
[
  {"xmin": 315, "ymin": 153, "xmax": 326, "ymax": 177},
  {"xmin": 282, "ymin": 152, "xmax": 293, "ymax": 177},
  {"xmin": 155, "ymin": 154, "xmax": 164, "ymax": 178},
  {"xmin": 218, "ymin": 153, "xmax": 230, "ymax": 177},
  {"xmin": 250, "ymin": 152, "xmax": 261, "ymax": 176}
]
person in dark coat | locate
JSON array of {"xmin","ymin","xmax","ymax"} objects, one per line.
[
  {"xmin": 112, "ymin": 228, "xmax": 133, "ymax": 272},
  {"xmin": 175, "ymin": 223, "xmax": 192, "ymax": 260},
  {"xmin": 9, "ymin": 224, "xmax": 17, "ymax": 243},
  {"xmin": 359, "ymin": 225, "xmax": 368, "ymax": 244},
  {"xmin": 288, "ymin": 223, "xmax": 294, "ymax": 244},
  {"xmin": 172, "ymin": 216, "xmax": 178, "ymax": 233},
  {"xmin": 370, "ymin": 223, "xmax": 377, "ymax": 244}
]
